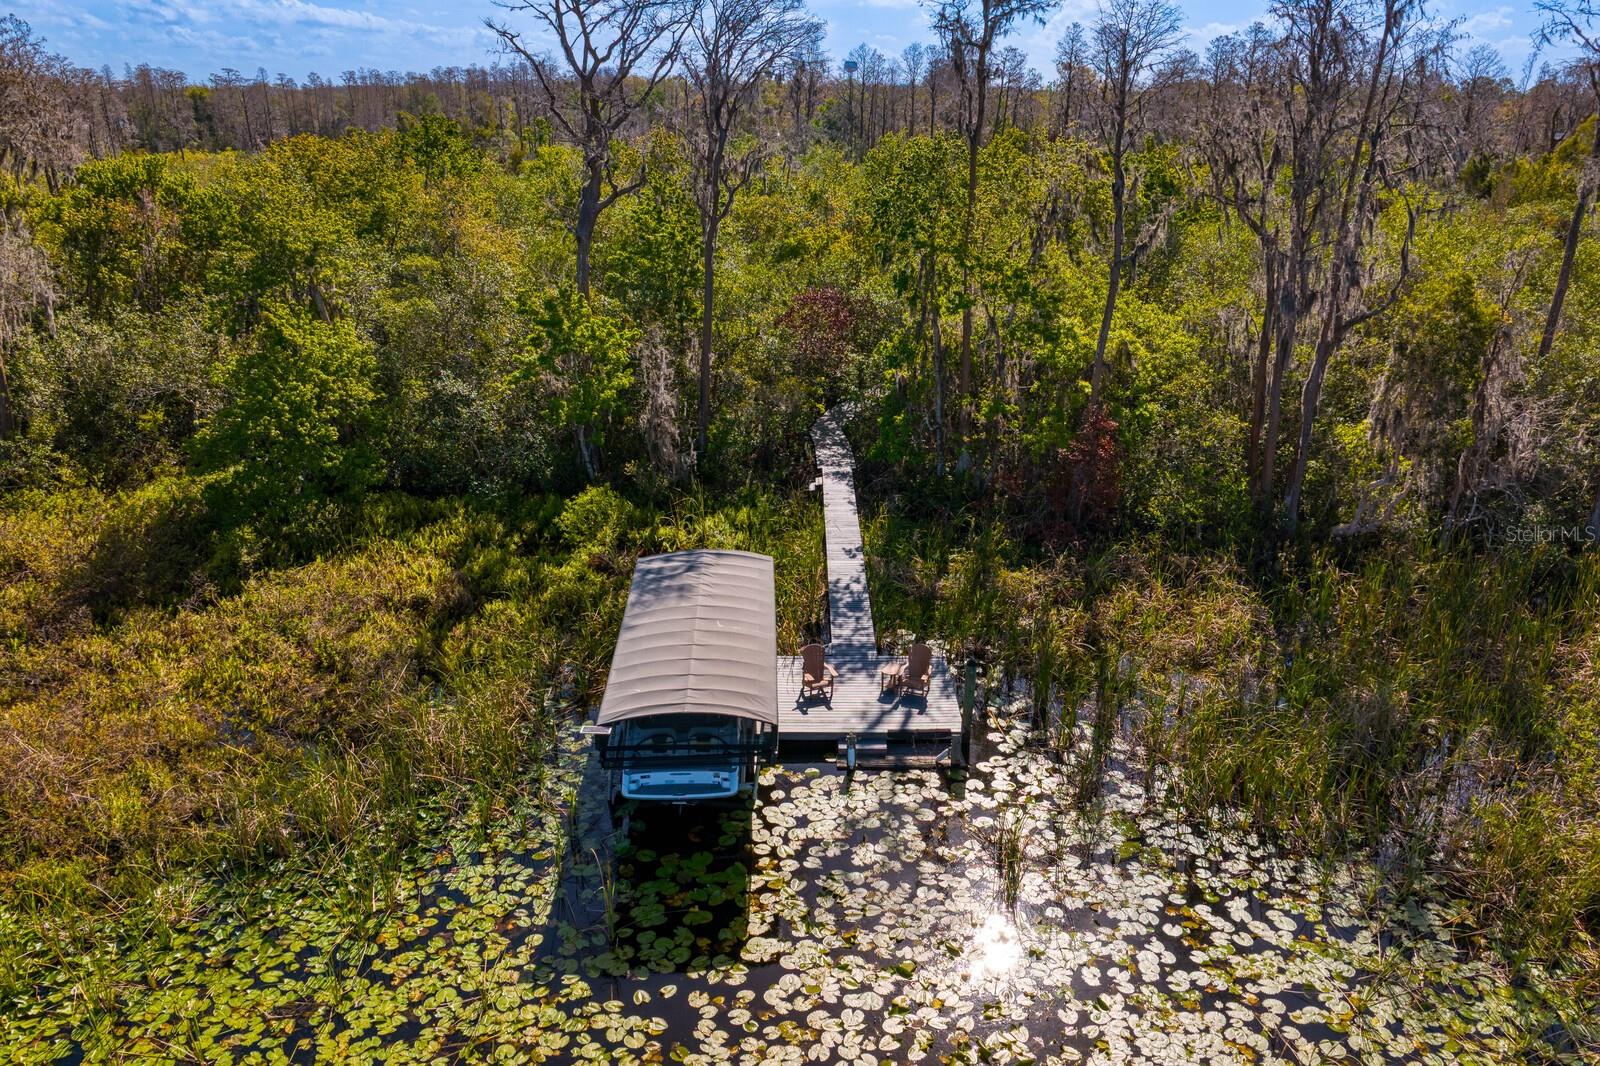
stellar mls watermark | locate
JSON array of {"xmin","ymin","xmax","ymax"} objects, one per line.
[{"xmin": 1495, "ymin": 524, "xmax": 1599, "ymax": 546}]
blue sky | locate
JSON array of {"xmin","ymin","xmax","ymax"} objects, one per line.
[{"xmin": 11, "ymin": 0, "xmax": 1559, "ymax": 83}]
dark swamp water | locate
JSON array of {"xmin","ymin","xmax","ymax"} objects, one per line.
[{"xmin": 4, "ymin": 702, "xmax": 1582, "ymax": 1064}]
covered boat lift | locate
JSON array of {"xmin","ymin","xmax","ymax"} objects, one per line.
[{"xmin": 586, "ymin": 550, "xmax": 779, "ymax": 803}]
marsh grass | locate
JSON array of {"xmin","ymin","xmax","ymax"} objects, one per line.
[
  {"xmin": 0, "ymin": 477, "xmax": 824, "ymax": 1018},
  {"xmin": 862, "ymin": 492, "xmax": 1600, "ymax": 1001},
  {"xmin": 991, "ymin": 807, "xmax": 1027, "ymax": 911},
  {"xmin": 4, "ymin": 462, "xmax": 1596, "ymax": 1032}
]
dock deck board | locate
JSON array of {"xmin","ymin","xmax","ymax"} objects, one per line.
[
  {"xmin": 776, "ymin": 651, "xmax": 963, "ymax": 738},
  {"xmin": 776, "ymin": 414, "xmax": 964, "ymax": 743}
]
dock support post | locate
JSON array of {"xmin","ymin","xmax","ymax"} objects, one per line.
[{"xmin": 959, "ymin": 657, "xmax": 977, "ymax": 767}]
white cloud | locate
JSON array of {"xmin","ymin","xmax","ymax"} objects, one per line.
[
  {"xmin": 26, "ymin": 0, "xmax": 1581, "ymax": 87},
  {"xmin": 1187, "ymin": 20, "xmax": 1241, "ymax": 45},
  {"xmin": 229, "ymin": 0, "xmax": 421, "ymax": 34},
  {"xmin": 103, "ymin": 0, "xmax": 493, "ymax": 74},
  {"xmin": 1459, "ymin": 5, "xmax": 1514, "ymax": 34},
  {"xmin": 1016, "ymin": 3, "xmax": 1098, "ymax": 70}
]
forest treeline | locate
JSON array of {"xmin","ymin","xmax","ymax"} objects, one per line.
[
  {"xmin": 1, "ymin": 0, "xmax": 1599, "ymax": 1039},
  {"xmin": 1, "ymin": 0, "xmax": 1598, "ymax": 542}
]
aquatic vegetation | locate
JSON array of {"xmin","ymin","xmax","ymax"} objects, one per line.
[
  {"xmin": 1, "ymin": 710, "xmax": 1573, "ymax": 1063},
  {"xmin": 866, "ymin": 512, "xmax": 1600, "ymax": 1008}
]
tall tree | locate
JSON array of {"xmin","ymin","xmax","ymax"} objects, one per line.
[
  {"xmin": 1086, "ymin": 0, "xmax": 1183, "ymax": 406},
  {"xmin": 1280, "ymin": 0, "xmax": 1429, "ymax": 533},
  {"xmin": 1200, "ymin": 24, "xmax": 1286, "ymax": 501},
  {"xmin": 782, "ymin": 44, "xmax": 827, "ymax": 141},
  {"xmin": 487, "ymin": 0, "xmax": 692, "ymax": 299},
  {"xmin": 902, "ymin": 43, "xmax": 928, "ymax": 133},
  {"xmin": 685, "ymin": 0, "xmax": 822, "ymax": 461},
  {"xmin": 927, "ymin": 0, "xmax": 1059, "ymax": 459},
  {"xmin": 213, "ymin": 69, "xmax": 255, "ymax": 148},
  {"xmin": 994, "ymin": 46, "xmax": 1035, "ymax": 130},
  {"xmin": 1052, "ymin": 23, "xmax": 1088, "ymax": 137},
  {"xmin": 1453, "ymin": 44, "xmax": 1509, "ymax": 167},
  {"xmin": 0, "ymin": 16, "xmax": 91, "ymax": 191},
  {"xmin": 1531, "ymin": 1, "xmax": 1600, "ymax": 367},
  {"xmin": 1230, "ymin": 0, "xmax": 1404, "ymax": 520}
]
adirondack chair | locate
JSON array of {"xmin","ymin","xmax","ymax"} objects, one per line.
[
  {"xmin": 800, "ymin": 643, "xmax": 838, "ymax": 700},
  {"xmin": 896, "ymin": 642, "xmax": 933, "ymax": 697}
]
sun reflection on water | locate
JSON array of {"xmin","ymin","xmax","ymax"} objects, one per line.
[{"xmin": 964, "ymin": 912, "xmax": 1024, "ymax": 986}]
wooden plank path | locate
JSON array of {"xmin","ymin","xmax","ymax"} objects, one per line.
[
  {"xmin": 812, "ymin": 412, "xmax": 876, "ymax": 653},
  {"xmin": 776, "ymin": 413, "xmax": 964, "ymax": 747}
]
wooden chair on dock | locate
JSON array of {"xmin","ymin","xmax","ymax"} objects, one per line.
[
  {"xmin": 896, "ymin": 642, "xmax": 933, "ymax": 697},
  {"xmin": 800, "ymin": 643, "xmax": 838, "ymax": 700}
]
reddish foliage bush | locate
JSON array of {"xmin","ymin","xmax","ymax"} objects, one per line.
[
  {"xmin": 776, "ymin": 286, "xmax": 857, "ymax": 381},
  {"xmin": 1066, "ymin": 403, "xmax": 1123, "ymax": 527},
  {"xmin": 998, "ymin": 404, "xmax": 1124, "ymax": 544}
]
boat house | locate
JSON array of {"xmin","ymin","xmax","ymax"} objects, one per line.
[{"xmin": 588, "ymin": 549, "xmax": 779, "ymax": 803}]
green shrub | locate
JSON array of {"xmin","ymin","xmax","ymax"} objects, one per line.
[{"xmin": 195, "ymin": 305, "xmax": 380, "ymax": 531}]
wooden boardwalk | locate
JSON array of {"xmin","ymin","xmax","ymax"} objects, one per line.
[
  {"xmin": 812, "ymin": 412, "xmax": 876, "ymax": 653},
  {"xmin": 776, "ymin": 413, "xmax": 964, "ymax": 747}
]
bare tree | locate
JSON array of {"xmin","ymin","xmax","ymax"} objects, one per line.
[
  {"xmin": 902, "ymin": 43, "xmax": 928, "ymax": 133},
  {"xmin": 782, "ymin": 44, "xmax": 827, "ymax": 141},
  {"xmin": 254, "ymin": 68, "xmax": 278, "ymax": 143},
  {"xmin": 1086, "ymin": 0, "xmax": 1183, "ymax": 404},
  {"xmin": 487, "ymin": 0, "xmax": 693, "ymax": 299},
  {"xmin": 0, "ymin": 16, "xmax": 92, "ymax": 191},
  {"xmin": 1251, "ymin": 4, "xmax": 1348, "ymax": 514},
  {"xmin": 488, "ymin": 0, "xmax": 693, "ymax": 479},
  {"xmin": 927, "ymin": 0, "xmax": 1059, "ymax": 457},
  {"xmin": 685, "ymin": 0, "xmax": 823, "ymax": 460},
  {"xmin": 1509, "ymin": 63, "xmax": 1589, "ymax": 156},
  {"xmin": 845, "ymin": 43, "xmax": 879, "ymax": 154},
  {"xmin": 211, "ymin": 69, "xmax": 254, "ymax": 148},
  {"xmin": 1199, "ymin": 24, "xmax": 1287, "ymax": 498},
  {"xmin": 993, "ymin": 45, "xmax": 1035, "ymax": 129},
  {"xmin": 1218, "ymin": 0, "xmax": 1418, "ymax": 524},
  {"xmin": 89, "ymin": 64, "xmax": 128, "ymax": 157},
  {"xmin": 1454, "ymin": 43, "xmax": 1509, "ymax": 165},
  {"xmin": 880, "ymin": 55, "xmax": 906, "ymax": 141},
  {"xmin": 1053, "ymin": 22, "xmax": 1088, "ymax": 136},
  {"xmin": 1280, "ymin": 0, "xmax": 1433, "ymax": 533}
]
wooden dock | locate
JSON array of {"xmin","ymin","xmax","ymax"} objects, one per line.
[
  {"xmin": 776, "ymin": 413, "xmax": 965, "ymax": 759},
  {"xmin": 776, "ymin": 650, "xmax": 963, "ymax": 739},
  {"xmin": 812, "ymin": 411, "xmax": 876, "ymax": 654}
]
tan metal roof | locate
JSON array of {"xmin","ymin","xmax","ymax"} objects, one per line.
[{"xmin": 596, "ymin": 550, "xmax": 778, "ymax": 727}]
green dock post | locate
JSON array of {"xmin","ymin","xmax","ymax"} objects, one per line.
[{"xmin": 959, "ymin": 656, "xmax": 977, "ymax": 767}]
